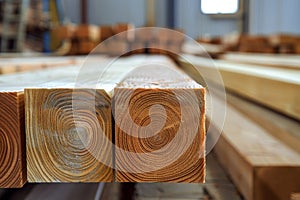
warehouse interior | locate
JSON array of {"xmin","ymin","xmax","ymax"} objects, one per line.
[{"xmin": 0, "ymin": 0, "xmax": 300, "ymax": 200}]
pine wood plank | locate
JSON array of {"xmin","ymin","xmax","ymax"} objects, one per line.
[
  {"xmin": 221, "ymin": 52, "xmax": 300, "ymax": 70},
  {"xmin": 211, "ymin": 91, "xmax": 300, "ymax": 200},
  {"xmin": 114, "ymin": 58, "xmax": 206, "ymax": 182},
  {"xmin": 0, "ymin": 56, "xmax": 79, "ymax": 75},
  {"xmin": 178, "ymin": 54, "xmax": 300, "ymax": 120},
  {"xmin": 0, "ymin": 56, "xmax": 108, "ymax": 186},
  {"xmin": 25, "ymin": 88, "xmax": 113, "ymax": 182},
  {"xmin": 24, "ymin": 55, "xmax": 160, "ymax": 183}
]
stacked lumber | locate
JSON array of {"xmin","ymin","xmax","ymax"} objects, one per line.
[
  {"xmin": 177, "ymin": 54, "xmax": 300, "ymax": 199},
  {"xmin": 0, "ymin": 55, "xmax": 107, "ymax": 187},
  {"xmin": 52, "ymin": 23, "xmax": 134, "ymax": 55},
  {"xmin": 211, "ymin": 91, "xmax": 300, "ymax": 200},
  {"xmin": 196, "ymin": 33, "xmax": 300, "ymax": 54},
  {"xmin": 179, "ymin": 54, "xmax": 300, "ymax": 121},
  {"xmin": 0, "ymin": 56, "xmax": 80, "ymax": 74},
  {"xmin": 114, "ymin": 57, "xmax": 205, "ymax": 182},
  {"xmin": 221, "ymin": 52, "xmax": 300, "ymax": 70},
  {"xmin": 269, "ymin": 34, "xmax": 300, "ymax": 54},
  {"xmin": 52, "ymin": 25, "xmax": 185, "ymax": 56},
  {"xmin": 0, "ymin": 54, "xmax": 206, "ymax": 186}
]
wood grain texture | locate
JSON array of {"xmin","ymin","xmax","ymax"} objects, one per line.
[
  {"xmin": 221, "ymin": 52, "xmax": 300, "ymax": 70},
  {"xmin": 210, "ymin": 91, "xmax": 300, "ymax": 200},
  {"xmin": 0, "ymin": 56, "xmax": 78, "ymax": 75},
  {"xmin": 25, "ymin": 88, "xmax": 113, "ymax": 182},
  {"xmin": 0, "ymin": 92, "xmax": 26, "ymax": 188},
  {"xmin": 179, "ymin": 54, "xmax": 300, "ymax": 120},
  {"xmin": 291, "ymin": 193, "xmax": 300, "ymax": 200},
  {"xmin": 114, "ymin": 64, "xmax": 206, "ymax": 183}
]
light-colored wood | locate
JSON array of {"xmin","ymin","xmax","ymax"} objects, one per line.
[
  {"xmin": 226, "ymin": 92, "xmax": 300, "ymax": 155},
  {"xmin": 291, "ymin": 193, "xmax": 300, "ymax": 200},
  {"xmin": 114, "ymin": 58, "xmax": 206, "ymax": 182},
  {"xmin": 210, "ymin": 91, "xmax": 300, "ymax": 200},
  {"xmin": 24, "ymin": 55, "xmax": 168, "ymax": 183},
  {"xmin": 221, "ymin": 52, "xmax": 300, "ymax": 70},
  {"xmin": 0, "ymin": 56, "xmax": 81, "ymax": 74},
  {"xmin": 0, "ymin": 63, "xmax": 85, "ymax": 188},
  {"xmin": 75, "ymin": 25, "xmax": 100, "ymax": 42},
  {"xmin": 0, "ymin": 56, "xmax": 108, "ymax": 185},
  {"xmin": 178, "ymin": 54, "xmax": 300, "ymax": 120},
  {"xmin": 25, "ymin": 88, "xmax": 113, "ymax": 182}
]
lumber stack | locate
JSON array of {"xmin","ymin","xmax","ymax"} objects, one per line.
[
  {"xmin": 221, "ymin": 52, "xmax": 300, "ymax": 70},
  {"xmin": 52, "ymin": 25, "xmax": 185, "ymax": 56},
  {"xmin": 0, "ymin": 54, "xmax": 205, "ymax": 186},
  {"xmin": 114, "ymin": 57, "xmax": 205, "ymax": 182},
  {"xmin": 0, "ymin": 56, "xmax": 108, "ymax": 186},
  {"xmin": 211, "ymin": 91, "xmax": 300, "ymax": 200},
  {"xmin": 196, "ymin": 33, "xmax": 300, "ymax": 55},
  {"xmin": 52, "ymin": 23, "xmax": 134, "ymax": 55},
  {"xmin": 177, "ymin": 54, "xmax": 300, "ymax": 199},
  {"xmin": 178, "ymin": 54, "xmax": 300, "ymax": 121},
  {"xmin": 0, "ymin": 56, "xmax": 80, "ymax": 75}
]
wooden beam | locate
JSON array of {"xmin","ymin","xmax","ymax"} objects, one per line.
[
  {"xmin": 25, "ymin": 88, "xmax": 113, "ymax": 182},
  {"xmin": 178, "ymin": 54, "xmax": 300, "ymax": 120},
  {"xmin": 0, "ymin": 64, "xmax": 84, "ymax": 187},
  {"xmin": 221, "ymin": 52, "xmax": 300, "ymax": 70},
  {"xmin": 25, "ymin": 55, "xmax": 166, "ymax": 182},
  {"xmin": 0, "ymin": 56, "xmax": 107, "ymax": 186},
  {"xmin": 210, "ymin": 90, "xmax": 300, "ymax": 200},
  {"xmin": 114, "ymin": 58, "xmax": 206, "ymax": 182},
  {"xmin": 0, "ymin": 56, "xmax": 82, "ymax": 75},
  {"xmin": 0, "ymin": 91, "xmax": 26, "ymax": 188}
]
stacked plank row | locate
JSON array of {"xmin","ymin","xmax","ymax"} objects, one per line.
[
  {"xmin": 197, "ymin": 33, "xmax": 300, "ymax": 54},
  {"xmin": 178, "ymin": 53, "xmax": 300, "ymax": 200},
  {"xmin": 52, "ymin": 24, "xmax": 185, "ymax": 56},
  {"xmin": 0, "ymin": 55, "xmax": 206, "ymax": 188}
]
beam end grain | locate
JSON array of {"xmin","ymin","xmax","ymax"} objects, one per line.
[
  {"xmin": 113, "ymin": 65, "xmax": 206, "ymax": 183},
  {"xmin": 0, "ymin": 92, "xmax": 26, "ymax": 188},
  {"xmin": 25, "ymin": 88, "xmax": 113, "ymax": 182}
]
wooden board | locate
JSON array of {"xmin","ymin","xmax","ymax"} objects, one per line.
[
  {"xmin": 0, "ymin": 92, "xmax": 26, "ymax": 188},
  {"xmin": 221, "ymin": 52, "xmax": 300, "ymax": 70},
  {"xmin": 114, "ymin": 59, "xmax": 206, "ymax": 182},
  {"xmin": 178, "ymin": 54, "xmax": 300, "ymax": 120},
  {"xmin": 210, "ymin": 90, "xmax": 300, "ymax": 200},
  {"xmin": 24, "ymin": 55, "xmax": 166, "ymax": 183},
  {"xmin": 25, "ymin": 88, "xmax": 113, "ymax": 182},
  {"xmin": 0, "ymin": 64, "xmax": 84, "ymax": 187},
  {"xmin": 0, "ymin": 56, "xmax": 79, "ymax": 75},
  {"xmin": 0, "ymin": 56, "xmax": 109, "ymax": 186}
]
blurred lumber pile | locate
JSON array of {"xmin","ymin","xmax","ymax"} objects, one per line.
[
  {"xmin": 51, "ymin": 24, "xmax": 185, "ymax": 56},
  {"xmin": 196, "ymin": 33, "xmax": 300, "ymax": 55}
]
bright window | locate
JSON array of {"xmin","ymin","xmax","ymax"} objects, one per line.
[{"xmin": 201, "ymin": 0, "xmax": 239, "ymax": 14}]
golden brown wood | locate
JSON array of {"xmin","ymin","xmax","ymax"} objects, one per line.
[
  {"xmin": 75, "ymin": 25, "xmax": 100, "ymax": 42},
  {"xmin": 0, "ymin": 92, "xmax": 26, "ymax": 188},
  {"xmin": 0, "ymin": 56, "xmax": 77, "ymax": 75},
  {"xmin": 0, "ymin": 56, "xmax": 108, "ymax": 185},
  {"xmin": 24, "ymin": 55, "xmax": 156, "ymax": 183},
  {"xmin": 210, "ymin": 91, "xmax": 300, "ymax": 200},
  {"xmin": 99, "ymin": 25, "xmax": 113, "ymax": 41},
  {"xmin": 25, "ymin": 89, "xmax": 113, "ymax": 182},
  {"xmin": 114, "ymin": 61, "xmax": 206, "ymax": 182},
  {"xmin": 178, "ymin": 54, "xmax": 300, "ymax": 120},
  {"xmin": 291, "ymin": 193, "xmax": 300, "ymax": 200},
  {"xmin": 221, "ymin": 52, "xmax": 300, "ymax": 70}
]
